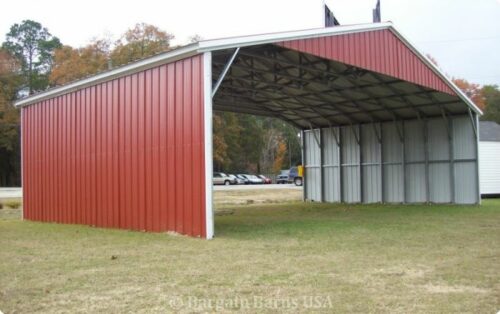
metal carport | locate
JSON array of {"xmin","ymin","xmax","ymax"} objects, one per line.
[{"xmin": 16, "ymin": 22, "xmax": 482, "ymax": 239}]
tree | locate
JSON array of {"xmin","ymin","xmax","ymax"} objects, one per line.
[
  {"xmin": 426, "ymin": 55, "xmax": 487, "ymax": 111},
  {"xmin": 273, "ymin": 120, "xmax": 301, "ymax": 167},
  {"xmin": 0, "ymin": 49, "xmax": 21, "ymax": 186},
  {"xmin": 188, "ymin": 34, "xmax": 203, "ymax": 43},
  {"xmin": 50, "ymin": 38, "xmax": 110, "ymax": 85},
  {"xmin": 2, "ymin": 20, "xmax": 61, "ymax": 94},
  {"xmin": 453, "ymin": 78, "xmax": 485, "ymax": 110},
  {"xmin": 212, "ymin": 114, "xmax": 228, "ymax": 171},
  {"xmin": 0, "ymin": 49, "xmax": 21, "ymax": 111},
  {"xmin": 219, "ymin": 112, "xmax": 242, "ymax": 171},
  {"xmin": 211, "ymin": 111, "xmax": 299, "ymax": 174},
  {"xmin": 238, "ymin": 115, "xmax": 264, "ymax": 172},
  {"xmin": 481, "ymin": 85, "xmax": 500, "ymax": 123},
  {"xmin": 259, "ymin": 127, "xmax": 281, "ymax": 173},
  {"xmin": 272, "ymin": 140, "xmax": 287, "ymax": 173},
  {"xmin": 110, "ymin": 23, "xmax": 174, "ymax": 67}
]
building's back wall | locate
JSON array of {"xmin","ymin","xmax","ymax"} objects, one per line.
[
  {"xmin": 21, "ymin": 54, "xmax": 207, "ymax": 237},
  {"xmin": 303, "ymin": 115, "xmax": 479, "ymax": 204}
]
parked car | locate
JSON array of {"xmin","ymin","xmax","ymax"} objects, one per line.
[
  {"xmin": 287, "ymin": 166, "xmax": 303, "ymax": 186},
  {"xmin": 228, "ymin": 174, "xmax": 245, "ymax": 185},
  {"xmin": 258, "ymin": 175, "xmax": 272, "ymax": 184},
  {"xmin": 244, "ymin": 174, "xmax": 264, "ymax": 184},
  {"xmin": 236, "ymin": 174, "xmax": 250, "ymax": 184},
  {"xmin": 276, "ymin": 170, "xmax": 289, "ymax": 184},
  {"xmin": 213, "ymin": 172, "xmax": 236, "ymax": 185}
]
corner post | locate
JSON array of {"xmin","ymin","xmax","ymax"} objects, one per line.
[
  {"xmin": 475, "ymin": 113, "xmax": 481, "ymax": 204},
  {"xmin": 203, "ymin": 52, "xmax": 214, "ymax": 239}
]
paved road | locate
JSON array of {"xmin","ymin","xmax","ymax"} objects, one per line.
[
  {"xmin": 0, "ymin": 187, "xmax": 22, "ymax": 199},
  {"xmin": 214, "ymin": 184, "xmax": 302, "ymax": 191}
]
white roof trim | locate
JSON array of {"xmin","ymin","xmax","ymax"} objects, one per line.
[
  {"xmin": 387, "ymin": 27, "xmax": 483, "ymax": 115},
  {"xmin": 15, "ymin": 44, "xmax": 199, "ymax": 107},
  {"xmin": 198, "ymin": 22, "xmax": 393, "ymax": 52},
  {"xmin": 15, "ymin": 21, "xmax": 482, "ymax": 115}
]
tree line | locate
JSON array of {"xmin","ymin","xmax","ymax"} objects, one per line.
[{"xmin": 1, "ymin": 20, "xmax": 499, "ymax": 186}]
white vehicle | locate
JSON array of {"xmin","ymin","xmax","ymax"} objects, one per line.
[
  {"xmin": 213, "ymin": 172, "xmax": 236, "ymax": 185},
  {"xmin": 243, "ymin": 174, "xmax": 264, "ymax": 184},
  {"xmin": 228, "ymin": 174, "xmax": 245, "ymax": 185}
]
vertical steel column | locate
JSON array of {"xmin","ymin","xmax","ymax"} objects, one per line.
[
  {"xmin": 358, "ymin": 125, "xmax": 363, "ymax": 203},
  {"xmin": 319, "ymin": 128, "xmax": 324, "ymax": 202},
  {"xmin": 203, "ymin": 52, "xmax": 214, "ymax": 239},
  {"xmin": 380, "ymin": 123, "xmax": 385, "ymax": 203},
  {"xmin": 448, "ymin": 117, "xmax": 456, "ymax": 203},
  {"xmin": 301, "ymin": 130, "xmax": 306, "ymax": 201},
  {"xmin": 424, "ymin": 119, "xmax": 430, "ymax": 203},
  {"xmin": 475, "ymin": 114, "xmax": 481, "ymax": 204},
  {"xmin": 402, "ymin": 121, "xmax": 406, "ymax": 203},
  {"xmin": 374, "ymin": 123, "xmax": 382, "ymax": 202},
  {"xmin": 331, "ymin": 127, "xmax": 341, "ymax": 202},
  {"xmin": 338, "ymin": 127, "xmax": 343, "ymax": 202}
]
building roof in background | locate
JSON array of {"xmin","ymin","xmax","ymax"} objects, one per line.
[{"xmin": 480, "ymin": 121, "xmax": 500, "ymax": 142}]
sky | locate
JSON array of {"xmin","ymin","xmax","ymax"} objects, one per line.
[{"xmin": 1, "ymin": 0, "xmax": 499, "ymax": 86}]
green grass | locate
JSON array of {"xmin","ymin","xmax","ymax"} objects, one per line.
[{"xmin": 1, "ymin": 200, "xmax": 499, "ymax": 313}]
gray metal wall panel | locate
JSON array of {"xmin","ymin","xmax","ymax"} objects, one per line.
[
  {"xmin": 341, "ymin": 127, "xmax": 360, "ymax": 163},
  {"xmin": 343, "ymin": 166, "xmax": 360, "ymax": 202},
  {"xmin": 322, "ymin": 128, "xmax": 340, "ymax": 202},
  {"xmin": 429, "ymin": 163, "xmax": 451, "ymax": 203},
  {"xmin": 303, "ymin": 115, "xmax": 478, "ymax": 205},
  {"xmin": 306, "ymin": 168, "xmax": 321, "ymax": 201},
  {"xmin": 383, "ymin": 165, "xmax": 404, "ymax": 202},
  {"xmin": 428, "ymin": 119, "xmax": 449, "ymax": 160},
  {"xmin": 453, "ymin": 116, "xmax": 475, "ymax": 160},
  {"xmin": 382, "ymin": 122, "xmax": 403, "ymax": 202},
  {"xmin": 304, "ymin": 130, "xmax": 321, "ymax": 201},
  {"xmin": 361, "ymin": 124, "xmax": 380, "ymax": 163},
  {"xmin": 322, "ymin": 128, "xmax": 339, "ymax": 165},
  {"xmin": 361, "ymin": 124, "xmax": 381, "ymax": 202},
  {"xmin": 404, "ymin": 120, "xmax": 425, "ymax": 162},
  {"xmin": 323, "ymin": 167, "xmax": 340, "ymax": 202},
  {"xmin": 341, "ymin": 127, "xmax": 360, "ymax": 202},
  {"xmin": 305, "ymin": 130, "xmax": 321, "ymax": 165},
  {"xmin": 406, "ymin": 164, "xmax": 426, "ymax": 202},
  {"xmin": 363, "ymin": 165, "xmax": 381, "ymax": 202},
  {"xmin": 454, "ymin": 162, "xmax": 478, "ymax": 203},
  {"xmin": 382, "ymin": 123, "xmax": 402, "ymax": 162}
]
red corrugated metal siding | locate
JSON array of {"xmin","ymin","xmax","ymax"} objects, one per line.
[
  {"xmin": 278, "ymin": 29, "xmax": 455, "ymax": 95},
  {"xmin": 21, "ymin": 54, "xmax": 207, "ymax": 237}
]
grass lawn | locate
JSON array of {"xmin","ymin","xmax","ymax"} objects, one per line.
[
  {"xmin": 213, "ymin": 187, "xmax": 302, "ymax": 206},
  {"xmin": 1, "ymin": 200, "xmax": 499, "ymax": 313}
]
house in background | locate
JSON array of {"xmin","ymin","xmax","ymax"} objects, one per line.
[{"xmin": 479, "ymin": 121, "xmax": 500, "ymax": 196}]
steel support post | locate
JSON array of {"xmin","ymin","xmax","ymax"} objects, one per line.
[
  {"xmin": 319, "ymin": 128, "xmax": 324, "ymax": 202},
  {"xmin": 402, "ymin": 121, "xmax": 406, "ymax": 203},
  {"xmin": 424, "ymin": 119, "xmax": 430, "ymax": 203},
  {"xmin": 301, "ymin": 130, "xmax": 306, "ymax": 201}
]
